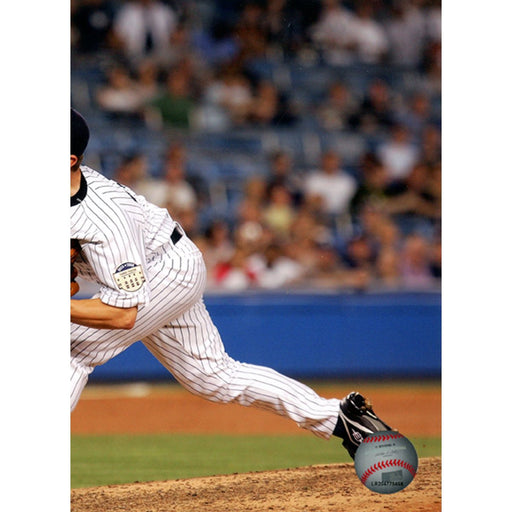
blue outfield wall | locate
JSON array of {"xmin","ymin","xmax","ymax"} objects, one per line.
[{"xmin": 88, "ymin": 291, "xmax": 441, "ymax": 382}]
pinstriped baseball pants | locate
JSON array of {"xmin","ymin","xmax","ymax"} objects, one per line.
[{"xmin": 71, "ymin": 235, "xmax": 340, "ymax": 439}]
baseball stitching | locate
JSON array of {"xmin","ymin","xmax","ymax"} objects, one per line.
[
  {"xmin": 360, "ymin": 459, "xmax": 416, "ymax": 485},
  {"xmin": 362, "ymin": 433, "xmax": 404, "ymax": 443}
]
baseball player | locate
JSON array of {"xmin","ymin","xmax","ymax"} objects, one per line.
[{"xmin": 70, "ymin": 108, "xmax": 392, "ymax": 459}]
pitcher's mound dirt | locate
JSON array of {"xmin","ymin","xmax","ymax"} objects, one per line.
[{"xmin": 71, "ymin": 456, "xmax": 441, "ymax": 512}]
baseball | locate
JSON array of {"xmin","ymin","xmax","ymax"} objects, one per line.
[{"xmin": 354, "ymin": 431, "xmax": 418, "ymax": 494}]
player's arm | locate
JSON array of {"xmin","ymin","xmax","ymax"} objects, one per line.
[{"xmin": 70, "ymin": 298, "xmax": 138, "ymax": 330}]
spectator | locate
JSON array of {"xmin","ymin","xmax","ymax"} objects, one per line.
[
  {"xmin": 355, "ymin": 203, "xmax": 403, "ymax": 284},
  {"xmin": 201, "ymin": 219, "xmax": 236, "ymax": 279},
  {"xmin": 162, "ymin": 143, "xmax": 198, "ymax": 212},
  {"xmin": 263, "ymin": 184, "xmax": 296, "ymax": 239},
  {"xmin": 357, "ymin": 202, "xmax": 394, "ymax": 246},
  {"xmin": 261, "ymin": 0, "xmax": 304, "ymax": 55},
  {"xmin": 233, "ymin": 1, "xmax": 268, "ymax": 61},
  {"xmin": 428, "ymin": 229, "xmax": 442, "ymax": 280},
  {"xmin": 139, "ymin": 143, "xmax": 198, "ymax": 211},
  {"xmin": 303, "ymin": 150, "xmax": 358, "ymax": 230},
  {"xmin": 112, "ymin": 153, "xmax": 157, "ymax": 197},
  {"xmin": 381, "ymin": 162, "xmax": 440, "ymax": 237},
  {"xmin": 349, "ymin": 78, "xmax": 396, "ymax": 133},
  {"xmin": 235, "ymin": 194, "xmax": 269, "ymax": 254},
  {"xmin": 213, "ymin": 246, "xmax": 257, "ymax": 291},
  {"xmin": 203, "ymin": 66, "xmax": 253, "ymax": 126},
  {"xmin": 112, "ymin": 0, "xmax": 178, "ymax": 66},
  {"xmin": 377, "ymin": 123, "xmax": 420, "ymax": 182},
  {"xmin": 287, "ymin": 208, "xmax": 333, "ymax": 274},
  {"xmin": 342, "ymin": 234, "xmax": 376, "ymax": 273},
  {"xmin": 243, "ymin": 175, "xmax": 268, "ymax": 207},
  {"xmin": 265, "ymin": 150, "xmax": 304, "ymax": 207},
  {"xmin": 228, "ymin": 187, "xmax": 274, "ymax": 288},
  {"xmin": 397, "ymin": 91, "xmax": 433, "ymax": 140},
  {"xmin": 71, "ymin": 0, "xmax": 116, "ymax": 54},
  {"xmin": 425, "ymin": 0, "xmax": 442, "ymax": 44},
  {"xmin": 309, "ymin": 233, "xmax": 374, "ymax": 291},
  {"xmin": 248, "ymin": 79, "xmax": 298, "ymax": 126},
  {"xmin": 350, "ymin": 3, "xmax": 389, "ymax": 64},
  {"xmin": 315, "ymin": 81, "xmax": 359, "ymax": 131},
  {"xmin": 426, "ymin": 162, "xmax": 442, "ymax": 213},
  {"xmin": 350, "ymin": 152, "xmax": 390, "ymax": 217},
  {"xmin": 192, "ymin": 18, "xmax": 240, "ymax": 67},
  {"xmin": 303, "ymin": 241, "xmax": 350, "ymax": 289},
  {"xmin": 419, "ymin": 124, "xmax": 441, "ymax": 167},
  {"xmin": 254, "ymin": 243, "xmax": 306, "ymax": 289},
  {"xmin": 376, "ymin": 245, "xmax": 401, "ymax": 288},
  {"xmin": 147, "ymin": 66, "xmax": 196, "ymax": 129},
  {"xmin": 261, "ymin": 0, "xmax": 287, "ymax": 46},
  {"xmin": 96, "ymin": 65, "xmax": 145, "ymax": 121},
  {"xmin": 374, "ymin": 214, "xmax": 402, "ymax": 254},
  {"xmin": 286, "ymin": 0, "xmax": 324, "ymax": 42},
  {"xmin": 164, "ymin": 22, "xmax": 198, "ymax": 70},
  {"xmin": 422, "ymin": 40, "xmax": 441, "ymax": 94},
  {"xmin": 133, "ymin": 59, "xmax": 161, "ymax": 106},
  {"xmin": 399, "ymin": 233, "xmax": 436, "ymax": 289},
  {"xmin": 310, "ymin": 0, "xmax": 357, "ymax": 65},
  {"xmin": 178, "ymin": 205, "xmax": 202, "ymax": 240},
  {"xmin": 372, "ymin": 215, "xmax": 403, "ymax": 288},
  {"xmin": 384, "ymin": 1, "xmax": 426, "ymax": 68}
]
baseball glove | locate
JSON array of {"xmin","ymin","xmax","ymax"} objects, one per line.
[{"xmin": 71, "ymin": 239, "xmax": 81, "ymax": 297}]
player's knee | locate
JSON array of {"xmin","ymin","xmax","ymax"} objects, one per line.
[{"xmin": 183, "ymin": 358, "xmax": 244, "ymax": 404}]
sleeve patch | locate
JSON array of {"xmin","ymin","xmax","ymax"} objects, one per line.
[{"xmin": 113, "ymin": 262, "xmax": 146, "ymax": 292}]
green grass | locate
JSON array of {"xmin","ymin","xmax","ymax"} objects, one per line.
[{"xmin": 71, "ymin": 434, "xmax": 441, "ymax": 489}]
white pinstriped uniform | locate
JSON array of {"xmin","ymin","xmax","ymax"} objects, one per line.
[{"xmin": 71, "ymin": 166, "xmax": 340, "ymax": 439}]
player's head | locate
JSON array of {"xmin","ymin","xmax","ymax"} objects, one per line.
[{"xmin": 71, "ymin": 108, "xmax": 89, "ymax": 170}]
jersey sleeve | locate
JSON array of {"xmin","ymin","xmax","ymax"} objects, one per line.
[
  {"xmin": 83, "ymin": 231, "xmax": 150, "ymax": 309},
  {"xmin": 72, "ymin": 167, "xmax": 153, "ymax": 309},
  {"xmin": 78, "ymin": 204, "xmax": 150, "ymax": 309}
]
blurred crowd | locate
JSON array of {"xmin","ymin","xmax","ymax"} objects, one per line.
[{"xmin": 71, "ymin": 0, "xmax": 441, "ymax": 292}]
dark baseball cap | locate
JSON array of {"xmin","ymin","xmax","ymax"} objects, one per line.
[{"xmin": 71, "ymin": 108, "xmax": 90, "ymax": 157}]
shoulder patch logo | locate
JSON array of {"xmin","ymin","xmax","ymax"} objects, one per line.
[{"xmin": 113, "ymin": 262, "xmax": 145, "ymax": 292}]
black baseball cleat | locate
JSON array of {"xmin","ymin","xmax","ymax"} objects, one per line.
[{"xmin": 332, "ymin": 391, "xmax": 393, "ymax": 459}]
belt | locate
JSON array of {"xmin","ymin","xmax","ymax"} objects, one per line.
[{"xmin": 171, "ymin": 225, "xmax": 183, "ymax": 245}]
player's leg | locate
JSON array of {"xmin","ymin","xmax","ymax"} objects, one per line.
[
  {"xmin": 70, "ymin": 322, "xmax": 143, "ymax": 411},
  {"xmin": 69, "ymin": 237, "xmax": 206, "ymax": 411},
  {"xmin": 70, "ymin": 358, "xmax": 93, "ymax": 412},
  {"xmin": 142, "ymin": 299, "xmax": 341, "ymax": 439}
]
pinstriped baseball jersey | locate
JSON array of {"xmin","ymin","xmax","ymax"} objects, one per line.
[{"xmin": 71, "ymin": 165, "xmax": 340, "ymax": 439}]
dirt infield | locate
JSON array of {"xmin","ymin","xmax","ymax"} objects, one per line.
[
  {"xmin": 71, "ymin": 457, "xmax": 441, "ymax": 512},
  {"xmin": 71, "ymin": 382, "xmax": 441, "ymax": 511}
]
